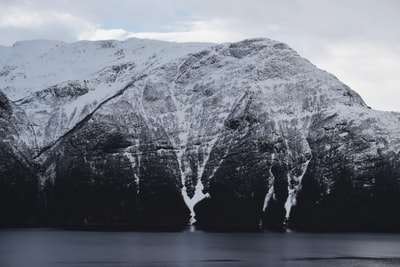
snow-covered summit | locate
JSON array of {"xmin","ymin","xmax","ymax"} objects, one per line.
[
  {"xmin": 0, "ymin": 38, "xmax": 213, "ymax": 148},
  {"xmin": 0, "ymin": 38, "xmax": 212, "ymax": 100}
]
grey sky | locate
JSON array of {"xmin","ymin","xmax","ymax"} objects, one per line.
[{"xmin": 0, "ymin": 0, "xmax": 399, "ymax": 111}]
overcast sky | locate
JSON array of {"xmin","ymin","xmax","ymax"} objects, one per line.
[{"xmin": 0, "ymin": 0, "xmax": 399, "ymax": 111}]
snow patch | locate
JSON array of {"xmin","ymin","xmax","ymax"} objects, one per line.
[
  {"xmin": 263, "ymin": 162, "xmax": 276, "ymax": 212},
  {"xmin": 284, "ymin": 159, "xmax": 311, "ymax": 220},
  {"xmin": 263, "ymin": 185, "xmax": 275, "ymax": 212},
  {"xmin": 123, "ymin": 151, "xmax": 140, "ymax": 193}
]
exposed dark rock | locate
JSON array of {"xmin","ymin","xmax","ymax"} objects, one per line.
[{"xmin": 0, "ymin": 90, "xmax": 39, "ymax": 226}]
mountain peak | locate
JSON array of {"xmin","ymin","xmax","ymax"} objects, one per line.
[
  {"xmin": 11, "ymin": 39, "xmax": 66, "ymax": 49},
  {"xmin": 1, "ymin": 37, "xmax": 399, "ymax": 231}
]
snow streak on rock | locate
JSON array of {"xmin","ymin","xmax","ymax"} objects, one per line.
[
  {"xmin": 123, "ymin": 151, "xmax": 140, "ymax": 194},
  {"xmin": 263, "ymin": 164, "xmax": 276, "ymax": 212},
  {"xmin": 284, "ymin": 159, "xmax": 311, "ymax": 220}
]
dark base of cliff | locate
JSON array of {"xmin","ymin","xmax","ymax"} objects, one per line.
[
  {"xmin": 289, "ymin": 171, "xmax": 400, "ymax": 233},
  {"xmin": 193, "ymin": 197, "xmax": 264, "ymax": 232}
]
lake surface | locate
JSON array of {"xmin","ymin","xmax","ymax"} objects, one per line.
[{"xmin": 1, "ymin": 228, "xmax": 400, "ymax": 267}]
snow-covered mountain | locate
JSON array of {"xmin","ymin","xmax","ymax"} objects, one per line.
[{"xmin": 1, "ymin": 38, "xmax": 400, "ymax": 231}]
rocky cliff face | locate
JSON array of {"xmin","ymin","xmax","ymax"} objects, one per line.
[
  {"xmin": 1, "ymin": 38, "xmax": 400, "ymax": 230},
  {"xmin": 0, "ymin": 90, "xmax": 39, "ymax": 225}
]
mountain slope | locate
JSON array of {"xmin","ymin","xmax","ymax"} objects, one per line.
[
  {"xmin": 0, "ymin": 90, "xmax": 39, "ymax": 225},
  {"xmin": 1, "ymin": 38, "xmax": 400, "ymax": 230}
]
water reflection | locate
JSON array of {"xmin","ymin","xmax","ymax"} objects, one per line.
[{"xmin": 1, "ymin": 228, "xmax": 400, "ymax": 267}]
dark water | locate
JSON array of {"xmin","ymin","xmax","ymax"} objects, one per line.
[{"xmin": 1, "ymin": 228, "xmax": 400, "ymax": 267}]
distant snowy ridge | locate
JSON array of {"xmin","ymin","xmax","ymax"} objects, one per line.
[{"xmin": 1, "ymin": 38, "xmax": 212, "ymax": 149}]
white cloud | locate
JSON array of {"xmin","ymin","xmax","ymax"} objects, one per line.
[
  {"xmin": 127, "ymin": 19, "xmax": 245, "ymax": 43},
  {"xmin": 78, "ymin": 18, "xmax": 245, "ymax": 44},
  {"xmin": 0, "ymin": 8, "xmax": 44, "ymax": 28},
  {"xmin": 307, "ymin": 41, "xmax": 400, "ymax": 112},
  {"xmin": 79, "ymin": 28, "xmax": 129, "ymax": 41},
  {"xmin": 0, "ymin": 6, "xmax": 94, "ymax": 45}
]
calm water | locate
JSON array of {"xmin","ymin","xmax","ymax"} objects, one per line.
[{"xmin": 1, "ymin": 228, "xmax": 400, "ymax": 267}]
